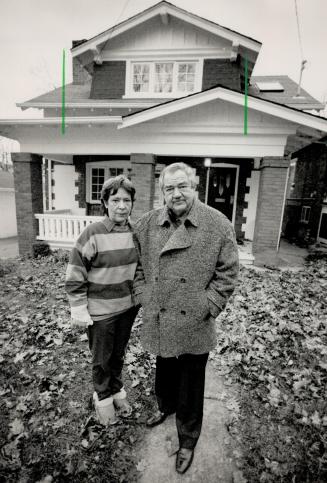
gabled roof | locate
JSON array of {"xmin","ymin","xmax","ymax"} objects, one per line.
[
  {"xmin": 71, "ymin": 1, "xmax": 261, "ymax": 59},
  {"xmin": 16, "ymin": 83, "xmax": 159, "ymax": 110},
  {"xmin": 18, "ymin": 75, "xmax": 322, "ymax": 113},
  {"xmin": 118, "ymin": 84, "xmax": 327, "ymax": 133},
  {"xmin": 251, "ymin": 75, "xmax": 324, "ymax": 110}
]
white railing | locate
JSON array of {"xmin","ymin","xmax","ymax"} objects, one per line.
[{"xmin": 35, "ymin": 213, "xmax": 102, "ymax": 248}]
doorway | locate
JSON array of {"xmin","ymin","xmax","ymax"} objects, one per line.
[{"xmin": 205, "ymin": 163, "xmax": 239, "ymax": 224}]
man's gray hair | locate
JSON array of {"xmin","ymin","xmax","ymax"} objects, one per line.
[{"xmin": 159, "ymin": 162, "xmax": 197, "ymax": 191}]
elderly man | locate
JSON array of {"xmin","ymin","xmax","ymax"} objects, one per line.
[{"xmin": 133, "ymin": 162, "xmax": 239, "ymax": 474}]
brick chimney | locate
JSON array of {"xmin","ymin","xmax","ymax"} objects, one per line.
[{"xmin": 72, "ymin": 40, "xmax": 92, "ymax": 85}]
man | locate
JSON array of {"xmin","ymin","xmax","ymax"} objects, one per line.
[{"xmin": 133, "ymin": 162, "xmax": 239, "ymax": 474}]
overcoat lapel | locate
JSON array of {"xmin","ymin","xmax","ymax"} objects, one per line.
[{"xmin": 160, "ymin": 223, "xmax": 192, "ymax": 255}]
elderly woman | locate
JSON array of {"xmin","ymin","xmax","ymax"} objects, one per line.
[{"xmin": 65, "ymin": 175, "xmax": 138, "ymax": 425}]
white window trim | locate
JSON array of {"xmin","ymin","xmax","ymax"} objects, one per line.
[
  {"xmin": 86, "ymin": 161, "xmax": 131, "ymax": 204},
  {"xmin": 300, "ymin": 205, "xmax": 311, "ymax": 224},
  {"xmin": 125, "ymin": 59, "xmax": 203, "ymax": 98}
]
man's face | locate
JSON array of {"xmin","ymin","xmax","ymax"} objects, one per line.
[
  {"xmin": 162, "ymin": 169, "xmax": 195, "ymax": 217},
  {"xmin": 106, "ymin": 187, "xmax": 132, "ymax": 225}
]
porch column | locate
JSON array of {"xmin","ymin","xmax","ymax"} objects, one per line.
[
  {"xmin": 131, "ymin": 153, "xmax": 156, "ymax": 220},
  {"xmin": 12, "ymin": 153, "xmax": 43, "ymax": 256},
  {"xmin": 253, "ymin": 157, "xmax": 289, "ymax": 255}
]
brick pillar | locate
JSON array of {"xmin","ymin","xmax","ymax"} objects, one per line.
[
  {"xmin": 12, "ymin": 153, "xmax": 43, "ymax": 256},
  {"xmin": 131, "ymin": 153, "xmax": 156, "ymax": 220},
  {"xmin": 253, "ymin": 157, "xmax": 289, "ymax": 255}
]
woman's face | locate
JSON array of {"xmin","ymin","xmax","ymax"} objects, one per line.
[{"xmin": 105, "ymin": 187, "xmax": 132, "ymax": 225}]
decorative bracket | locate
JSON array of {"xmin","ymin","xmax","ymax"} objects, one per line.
[
  {"xmin": 160, "ymin": 8, "xmax": 169, "ymax": 26},
  {"xmin": 230, "ymin": 41, "xmax": 239, "ymax": 62},
  {"xmin": 92, "ymin": 46, "xmax": 103, "ymax": 65}
]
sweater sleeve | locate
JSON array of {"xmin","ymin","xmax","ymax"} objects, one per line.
[
  {"xmin": 65, "ymin": 230, "xmax": 96, "ymax": 320},
  {"xmin": 206, "ymin": 224, "xmax": 239, "ymax": 318}
]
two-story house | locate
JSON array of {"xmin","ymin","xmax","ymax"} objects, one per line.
[{"xmin": 1, "ymin": 1, "xmax": 327, "ymax": 261}]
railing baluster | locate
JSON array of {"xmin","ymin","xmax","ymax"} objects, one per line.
[{"xmin": 34, "ymin": 213, "xmax": 102, "ymax": 246}]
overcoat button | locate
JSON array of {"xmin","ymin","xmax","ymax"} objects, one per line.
[
  {"xmin": 181, "ymin": 310, "xmax": 186, "ymax": 315},
  {"xmin": 160, "ymin": 308, "xmax": 166, "ymax": 313},
  {"xmin": 180, "ymin": 277, "xmax": 186, "ymax": 283}
]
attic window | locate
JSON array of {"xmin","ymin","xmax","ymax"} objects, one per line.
[
  {"xmin": 255, "ymin": 81, "xmax": 284, "ymax": 92},
  {"xmin": 126, "ymin": 60, "xmax": 201, "ymax": 97}
]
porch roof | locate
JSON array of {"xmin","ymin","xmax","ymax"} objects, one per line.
[{"xmin": 118, "ymin": 84, "xmax": 327, "ymax": 133}]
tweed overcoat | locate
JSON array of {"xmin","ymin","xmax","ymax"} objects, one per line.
[{"xmin": 133, "ymin": 199, "xmax": 239, "ymax": 357}]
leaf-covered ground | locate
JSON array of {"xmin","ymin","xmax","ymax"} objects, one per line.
[
  {"xmin": 0, "ymin": 254, "xmax": 155, "ymax": 482},
  {"xmin": 1, "ymin": 254, "xmax": 327, "ymax": 482},
  {"xmin": 212, "ymin": 258, "xmax": 327, "ymax": 482}
]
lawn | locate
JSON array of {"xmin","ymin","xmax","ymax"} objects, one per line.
[{"xmin": 0, "ymin": 252, "xmax": 326, "ymax": 482}]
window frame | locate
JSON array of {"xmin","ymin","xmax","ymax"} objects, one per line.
[
  {"xmin": 86, "ymin": 161, "xmax": 131, "ymax": 204},
  {"xmin": 300, "ymin": 205, "xmax": 311, "ymax": 224},
  {"xmin": 125, "ymin": 59, "xmax": 203, "ymax": 98}
]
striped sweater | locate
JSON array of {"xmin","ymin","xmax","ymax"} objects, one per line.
[{"xmin": 65, "ymin": 216, "xmax": 138, "ymax": 321}]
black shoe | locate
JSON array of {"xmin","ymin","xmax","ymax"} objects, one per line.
[
  {"xmin": 146, "ymin": 410, "xmax": 169, "ymax": 427},
  {"xmin": 176, "ymin": 448, "xmax": 194, "ymax": 474}
]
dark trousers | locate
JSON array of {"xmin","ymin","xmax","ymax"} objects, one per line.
[
  {"xmin": 155, "ymin": 352, "xmax": 209, "ymax": 449},
  {"xmin": 87, "ymin": 307, "xmax": 136, "ymax": 401}
]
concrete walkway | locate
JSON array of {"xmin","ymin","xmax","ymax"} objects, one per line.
[
  {"xmin": 0, "ymin": 236, "xmax": 18, "ymax": 259},
  {"xmin": 137, "ymin": 362, "xmax": 243, "ymax": 483}
]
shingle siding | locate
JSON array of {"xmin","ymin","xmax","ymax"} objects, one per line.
[
  {"xmin": 90, "ymin": 62, "xmax": 126, "ymax": 99},
  {"xmin": 202, "ymin": 59, "xmax": 241, "ymax": 91}
]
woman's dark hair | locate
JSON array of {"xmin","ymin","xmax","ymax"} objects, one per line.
[{"xmin": 100, "ymin": 175, "xmax": 136, "ymax": 215}]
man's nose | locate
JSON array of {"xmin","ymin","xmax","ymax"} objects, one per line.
[
  {"xmin": 172, "ymin": 187, "xmax": 182, "ymax": 196},
  {"xmin": 117, "ymin": 200, "xmax": 126, "ymax": 208}
]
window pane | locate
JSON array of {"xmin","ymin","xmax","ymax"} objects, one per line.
[
  {"xmin": 154, "ymin": 63, "xmax": 173, "ymax": 93},
  {"xmin": 91, "ymin": 168, "xmax": 105, "ymax": 201},
  {"xmin": 177, "ymin": 63, "xmax": 196, "ymax": 92},
  {"xmin": 133, "ymin": 63, "xmax": 149, "ymax": 92}
]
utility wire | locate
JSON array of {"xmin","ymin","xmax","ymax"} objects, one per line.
[
  {"xmin": 98, "ymin": 0, "xmax": 132, "ymax": 55},
  {"xmin": 294, "ymin": 0, "xmax": 307, "ymax": 96},
  {"xmin": 294, "ymin": 0, "xmax": 305, "ymax": 60}
]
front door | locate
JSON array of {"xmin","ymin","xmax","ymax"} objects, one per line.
[{"xmin": 206, "ymin": 164, "xmax": 238, "ymax": 223}]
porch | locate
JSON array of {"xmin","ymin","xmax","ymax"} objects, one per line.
[{"xmin": 34, "ymin": 212, "xmax": 255, "ymax": 265}]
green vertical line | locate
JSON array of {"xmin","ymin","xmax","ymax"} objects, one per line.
[
  {"xmin": 244, "ymin": 56, "xmax": 248, "ymax": 135},
  {"xmin": 62, "ymin": 49, "xmax": 65, "ymax": 135}
]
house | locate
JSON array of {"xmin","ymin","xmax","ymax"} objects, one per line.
[
  {"xmin": 283, "ymin": 135, "xmax": 327, "ymax": 246},
  {"xmin": 1, "ymin": 0, "xmax": 327, "ymax": 261},
  {"xmin": 0, "ymin": 170, "xmax": 17, "ymax": 238}
]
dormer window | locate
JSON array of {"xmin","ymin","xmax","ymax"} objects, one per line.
[{"xmin": 126, "ymin": 60, "xmax": 201, "ymax": 97}]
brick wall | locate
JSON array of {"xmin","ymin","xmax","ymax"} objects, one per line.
[
  {"xmin": 130, "ymin": 154, "xmax": 156, "ymax": 220},
  {"xmin": 285, "ymin": 144, "xmax": 327, "ymax": 240},
  {"xmin": 90, "ymin": 62, "xmax": 126, "ymax": 99},
  {"xmin": 74, "ymin": 158, "xmax": 87, "ymax": 211},
  {"xmin": 12, "ymin": 153, "xmax": 43, "ymax": 255},
  {"xmin": 202, "ymin": 59, "xmax": 241, "ymax": 91},
  {"xmin": 253, "ymin": 157, "xmax": 289, "ymax": 254},
  {"xmin": 72, "ymin": 40, "xmax": 92, "ymax": 85}
]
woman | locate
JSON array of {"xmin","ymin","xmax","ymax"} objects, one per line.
[{"xmin": 65, "ymin": 175, "xmax": 138, "ymax": 425}]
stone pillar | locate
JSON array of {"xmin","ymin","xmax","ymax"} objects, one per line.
[
  {"xmin": 131, "ymin": 153, "xmax": 156, "ymax": 220},
  {"xmin": 12, "ymin": 153, "xmax": 43, "ymax": 256},
  {"xmin": 253, "ymin": 157, "xmax": 289, "ymax": 255}
]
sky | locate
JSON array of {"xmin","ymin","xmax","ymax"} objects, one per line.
[{"xmin": 0, "ymin": 0, "xmax": 327, "ymax": 121}]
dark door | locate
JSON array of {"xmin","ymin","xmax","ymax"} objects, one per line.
[{"xmin": 207, "ymin": 166, "xmax": 237, "ymax": 222}]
